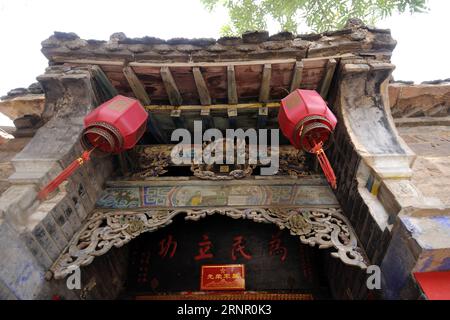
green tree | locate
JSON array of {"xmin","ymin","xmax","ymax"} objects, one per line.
[{"xmin": 201, "ymin": 0, "xmax": 428, "ymax": 35}]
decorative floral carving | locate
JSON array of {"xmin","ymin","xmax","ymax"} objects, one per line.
[
  {"xmin": 191, "ymin": 164, "xmax": 255, "ymax": 180},
  {"xmin": 131, "ymin": 146, "xmax": 170, "ymax": 178},
  {"xmin": 128, "ymin": 144, "xmax": 311, "ymax": 179},
  {"xmin": 190, "ymin": 138, "xmax": 256, "ymax": 180},
  {"xmin": 278, "ymin": 149, "xmax": 311, "ymax": 177},
  {"xmin": 50, "ymin": 207, "xmax": 367, "ymax": 279},
  {"xmin": 287, "ymin": 213, "xmax": 312, "ymax": 234}
]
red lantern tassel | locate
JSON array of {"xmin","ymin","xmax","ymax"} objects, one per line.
[
  {"xmin": 37, "ymin": 149, "xmax": 94, "ymax": 200},
  {"xmin": 311, "ymin": 141, "xmax": 337, "ymax": 189}
]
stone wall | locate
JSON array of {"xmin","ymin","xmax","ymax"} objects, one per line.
[
  {"xmin": 389, "ymin": 81, "xmax": 450, "ymax": 118},
  {"xmin": 0, "ymin": 138, "xmax": 31, "ymax": 194},
  {"xmin": 326, "ymin": 61, "xmax": 450, "ymax": 299},
  {"xmin": 0, "ymin": 66, "xmax": 116, "ymax": 299}
]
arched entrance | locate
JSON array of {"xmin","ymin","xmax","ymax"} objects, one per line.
[
  {"xmin": 124, "ymin": 214, "xmax": 330, "ymax": 299},
  {"xmin": 50, "ymin": 205, "xmax": 367, "ymax": 282}
]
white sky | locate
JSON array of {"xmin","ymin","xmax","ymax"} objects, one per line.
[{"xmin": 0, "ymin": 0, "xmax": 449, "ymax": 126}]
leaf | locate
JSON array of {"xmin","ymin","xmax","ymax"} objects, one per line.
[{"xmin": 201, "ymin": 0, "xmax": 429, "ymax": 35}]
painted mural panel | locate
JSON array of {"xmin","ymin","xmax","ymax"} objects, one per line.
[
  {"xmin": 96, "ymin": 183, "xmax": 338, "ymax": 209},
  {"xmin": 96, "ymin": 187, "xmax": 141, "ymax": 208}
]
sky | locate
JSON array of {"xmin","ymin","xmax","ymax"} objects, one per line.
[{"xmin": 0, "ymin": 0, "xmax": 449, "ymax": 127}]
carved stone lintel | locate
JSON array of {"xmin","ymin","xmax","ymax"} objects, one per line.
[{"xmin": 50, "ymin": 207, "xmax": 367, "ymax": 279}]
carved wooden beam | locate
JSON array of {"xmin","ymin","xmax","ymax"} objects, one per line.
[
  {"xmin": 123, "ymin": 65, "xmax": 151, "ymax": 105},
  {"xmin": 201, "ymin": 107, "xmax": 214, "ymax": 130},
  {"xmin": 49, "ymin": 207, "xmax": 368, "ymax": 279},
  {"xmin": 160, "ymin": 66, "xmax": 183, "ymax": 106},
  {"xmin": 170, "ymin": 109, "xmax": 184, "ymax": 128},
  {"xmin": 192, "ymin": 67, "xmax": 211, "ymax": 105},
  {"xmin": 319, "ymin": 58, "xmax": 337, "ymax": 99},
  {"xmin": 227, "ymin": 65, "xmax": 238, "ymax": 104},
  {"xmin": 259, "ymin": 63, "xmax": 272, "ymax": 102},
  {"xmin": 228, "ymin": 107, "xmax": 237, "ymax": 129},
  {"xmin": 257, "ymin": 106, "xmax": 268, "ymax": 129},
  {"xmin": 123, "ymin": 143, "xmax": 312, "ymax": 179},
  {"xmin": 290, "ymin": 61, "xmax": 304, "ymax": 92}
]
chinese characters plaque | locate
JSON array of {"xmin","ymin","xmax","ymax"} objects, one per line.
[{"xmin": 200, "ymin": 264, "xmax": 245, "ymax": 290}]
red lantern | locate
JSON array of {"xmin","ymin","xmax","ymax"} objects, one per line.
[
  {"xmin": 278, "ymin": 89, "xmax": 337, "ymax": 189},
  {"xmin": 38, "ymin": 95, "xmax": 148, "ymax": 200}
]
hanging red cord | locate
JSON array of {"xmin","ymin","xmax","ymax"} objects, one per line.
[
  {"xmin": 311, "ymin": 141, "xmax": 337, "ymax": 189},
  {"xmin": 279, "ymin": 89, "xmax": 338, "ymax": 190},
  {"xmin": 37, "ymin": 148, "xmax": 95, "ymax": 200}
]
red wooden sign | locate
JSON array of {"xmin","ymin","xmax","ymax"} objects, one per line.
[{"xmin": 200, "ymin": 264, "xmax": 245, "ymax": 291}]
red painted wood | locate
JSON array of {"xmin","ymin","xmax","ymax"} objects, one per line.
[
  {"xmin": 38, "ymin": 96, "xmax": 148, "ymax": 200},
  {"xmin": 278, "ymin": 89, "xmax": 337, "ymax": 189},
  {"xmin": 414, "ymin": 271, "xmax": 450, "ymax": 300}
]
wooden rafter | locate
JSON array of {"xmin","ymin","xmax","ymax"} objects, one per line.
[
  {"xmin": 123, "ymin": 66, "xmax": 151, "ymax": 105},
  {"xmin": 319, "ymin": 58, "xmax": 337, "ymax": 99},
  {"xmin": 59, "ymin": 56, "xmax": 348, "ymax": 106},
  {"xmin": 160, "ymin": 66, "xmax": 183, "ymax": 106},
  {"xmin": 192, "ymin": 67, "xmax": 211, "ymax": 105},
  {"xmin": 227, "ymin": 65, "xmax": 238, "ymax": 104},
  {"xmin": 259, "ymin": 64, "xmax": 272, "ymax": 102},
  {"xmin": 289, "ymin": 61, "xmax": 304, "ymax": 92},
  {"xmin": 90, "ymin": 65, "xmax": 118, "ymax": 99}
]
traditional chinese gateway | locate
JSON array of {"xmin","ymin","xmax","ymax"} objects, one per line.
[{"xmin": 0, "ymin": 18, "xmax": 449, "ymax": 300}]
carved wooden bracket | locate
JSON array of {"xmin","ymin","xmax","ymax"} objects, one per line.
[{"xmin": 50, "ymin": 207, "xmax": 368, "ymax": 279}]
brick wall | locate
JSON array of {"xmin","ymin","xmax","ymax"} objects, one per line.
[{"xmin": 324, "ymin": 58, "xmax": 423, "ymax": 299}]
